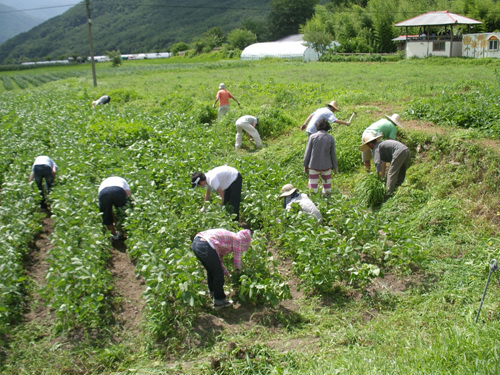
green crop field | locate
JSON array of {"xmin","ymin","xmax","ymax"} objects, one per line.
[{"xmin": 1, "ymin": 55, "xmax": 500, "ymax": 374}]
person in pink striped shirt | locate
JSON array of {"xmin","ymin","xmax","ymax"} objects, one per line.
[{"xmin": 191, "ymin": 228, "xmax": 251, "ymax": 309}]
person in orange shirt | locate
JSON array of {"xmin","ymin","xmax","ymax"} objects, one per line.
[{"xmin": 213, "ymin": 83, "xmax": 240, "ymax": 120}]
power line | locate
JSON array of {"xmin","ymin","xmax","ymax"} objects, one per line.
[
  {"xmin": 0, "ymin": 2, "xmax": 270, "ymax": 14},
  {"xmin": 0, "ymin": 4, "xmax": 83, "ymax": 14}
]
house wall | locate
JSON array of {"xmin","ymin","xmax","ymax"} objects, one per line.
[
  {"xmin": 462, "ymin": 33, "xmax": 500, "ymax": 58},
  {"xmin": 405, "ymin": 40, "xmax": 462, "ymax": 58}
]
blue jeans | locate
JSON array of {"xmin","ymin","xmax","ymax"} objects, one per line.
[{"xmin": 191, "ymin": 236, "xmax": 226, "ymax": 300}]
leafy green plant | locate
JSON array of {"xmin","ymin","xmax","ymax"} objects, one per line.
[{"xmin": 353, "ymin": 173, "xmax": 386, "ymax": 208}]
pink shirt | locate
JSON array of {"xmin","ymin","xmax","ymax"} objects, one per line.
[
  {"xmin": 216, "ymin": 89, "xmax": 234, "ymax": 106},
  {"xmin": 196, "ymin": 229, "xmax": 248, "ymax": 276}
]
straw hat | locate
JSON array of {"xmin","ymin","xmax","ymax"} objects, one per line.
[
  {"xmin": 279, "ymin": 184, "xmax": 298, "ymax": 198},
  {"xmin": 325, "ymin": 100, "xmax": 340, "ymax": 111},
  {"xmin": 219, "ymin": 83, "xmax": 226, "ymax": 89},
  {"xmin": 384, "ymin": 113, "xmax": 404, "ymax": 128},
  {"xmin": 359, "ymin": 132, "xmax": 383, "ymax": 152}
]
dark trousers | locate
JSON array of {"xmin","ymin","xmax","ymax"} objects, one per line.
[
  {"xmin": 98, "ymin": 186, "xmax": 127, "ymax": 226},
  {"xmin": 33, "ymin": 165, "xmax": 54, "ymax": 201},
  {"xmin": 224, "ymin": 173, "xmax": 242, "ymax": 221},
  {"xmin": 191, "ymin": 237, "xmax": 226, "ymax": 300}
]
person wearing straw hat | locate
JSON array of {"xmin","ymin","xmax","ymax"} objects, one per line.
[
  {"xmin": 213, "ymin": 83, "xmax": 240, "ymax": 120},
  {"xmin": 279, "ymin": 184, "xmax": 323, "ymax": 224},
  {"xmin": 191, "ymin": 166, "xmax": 242, "ymax": 221},
  {"xmin": 360, "ymin": 114, "xmax": 404, "ymax": 173},
  {"xmin": 300, "ymin": 100, "xmax": 351, "ymax": 136},
  {"xmin": 191, "ymin": 228, "xmax": 251, "ymax": 309},
  {"xmin": 360, "ymin": 136, "xmax": 410, "ymax": 196},
  {"xmin": 303, "ymin": 118, "xmax": 337, "ymax": 197}
]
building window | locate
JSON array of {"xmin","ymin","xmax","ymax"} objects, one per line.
[
  {"xmin": 488, "ymin": 39, "xmax": 498, "ymax": 51},
  {"xmin": 433, "ymin": 42, "xmax": 446, "ymax": 52}
]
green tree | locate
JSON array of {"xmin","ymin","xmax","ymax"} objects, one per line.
[
  {"xmin": 227, "ymin": 29, "xmax": 257, "ymax": 50},
  {"xmin": 368, "ymin": 0, "xmax": 397, "ymax": 53},
  {"xmin": 301, "ymin": 6, "xmax": 334, "ymax": 55},
  {"xmin": 242, "ymin": 19, "xmax": 269, "ymax": 41},
  {"xmin": 107, "ymin": 50, "xmax": 122, "ymax": 67},
  {"xmin": 267, "ymin": 0, "xmax": 319, "ymax": 40},
  {"xmin": 203, "ymin": 27, "xmax": 225, "ymax": 50},
  {"xmin": 170, "ymin": 42, "xmax": 190, "ymax": 55}
]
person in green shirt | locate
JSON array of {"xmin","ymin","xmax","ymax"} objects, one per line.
[{"xmin": 360, "ymin": 114, "xmax": 404, "ymax": 173}]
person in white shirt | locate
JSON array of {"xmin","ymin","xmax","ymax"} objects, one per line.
[
  {"xmin": 191, "ymin": 166, "xmax": 242, "ymax": 221},
  {"xmin": 29, "ymin": 155, "xmax": 57, "ymax": 209},
  {"xmin": 98, "ymin": 176, "xmax": 131, "ymax": 240},
  {"xmin": 279, "ymin": 184, "xmax": 323, "ymax": 224},
  {"xmin": 235, "ymin": 115, "xmax": 261, "ymax": 149},
  {"xmin": 92, "ymin": 95, "xmax": 111, "ymax": 107},
  {"xmin": 300, "ymin": 100, "xmax": 350, "ymax": 136}
]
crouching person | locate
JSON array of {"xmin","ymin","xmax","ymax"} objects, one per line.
[
  {"xmin": 29, "ymin": 155, "xmax": 57, "ymax": 209},
  {"xmin": 279, "ymin": 184, "xmax": 323, "ymax": 224},
  {"xmin": 98, "ymin": 176, "xmax": 131, "ymax": 241},
  {"xmin": 191, "ymin": 229, "xmax": 251, "ymax": 310},
  {"xmin": 235, "ymin": 115, "xmax": 261, "ymax": 149}
]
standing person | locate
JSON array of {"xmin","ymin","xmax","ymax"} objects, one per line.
[
  {"xmin": 29, "ymin": 155, "xmax": 57, "ymax": 209},
  {"xmin": 92, "ymin": 95, "xmax": 111, "ymax": 107},
  {"xmin": 279, "ymin": 184, "xmax": 322, "ymax": 224},
  {"xmin": 191, "ymin": 166, "xmax": 242, "ymax": 221},
  {"xmin": 213, "ymin": 83, "xmax": 240, "ymax": 120},
  {"xmin": 360, "ymin": 114, "xmax": 403, "ymax": 173},
  {"xmin": 303, "ymin": 119, "xmax": 338, "ymax": 197},
  {"xmin": 300, "ymin": 100, "xmax": 350, "ymax": 136},
  {"xmin": 98, "ymin": 176, "xmax": 131, "ymax": 241},
  {"xmin": 191, "ymin": 228, "xmax": 251, "ymax": 309},
  {"xmin": 235, "ymin": 115, "xmax": 261, "ymax": 149},
  {"xmin": 360, "ymin": 136, "xmax": 410, "ymax": 196}
]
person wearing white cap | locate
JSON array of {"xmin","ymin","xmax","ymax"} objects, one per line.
[
  {"xmin": 279, "ymin": 184, "xmax": 322, "ymax": 224},
  {"xmin": 360, "ymin": 114, "xmax": 403, "ymax": 173},
  {"xmin": 300, "ymin": 100, "xmax": 351, "ymax": 136},
  {"xmin": 235, "ymin": 115, "xmax": 261, "ymax": 149},
  {"xmin": 213, "ymin": 83, "xmax": 240, "ymax": 120},
  {"xmin": 191, "ymin": 228, "xmax": 251, "ymax": 309},
  {"xmin": 360, "ymin": 136, "xmax": 410, "ymax": 196}
]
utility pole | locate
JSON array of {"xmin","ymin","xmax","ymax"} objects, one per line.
[{"xmin": 85, "ymin": 0, "xmax": 97, "ymax": 87}]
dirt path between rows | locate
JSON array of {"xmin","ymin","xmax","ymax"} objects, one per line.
[
  {"xmin": 25, "ymin": 212, "xmax": 53, "ymax": 322},
  {"xmin": 25, "ymin": 210, "xmax": 145, "ymax": 336},
  {"xmin": 108, "ymin": 241, "xmax": 145, "ymax": 332}
]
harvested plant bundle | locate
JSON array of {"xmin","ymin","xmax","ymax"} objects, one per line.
[{"xmin": 354, "ymin": 173, "xmax": 386, "ymax": 208}]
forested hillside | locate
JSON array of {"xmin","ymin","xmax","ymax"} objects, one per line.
[
  {"xmin": 1, "ymin": 0, "xmax": 499, "ymax": 64},
  {"xmin": 0, "ymin": 0, "xmax": 271, "ymax": 63},
  {"xmin": 0, "ymin": 3, "xmax": 41, "ymax": 44}
]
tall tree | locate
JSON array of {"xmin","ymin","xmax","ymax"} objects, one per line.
[
  {"xmin": 368, "ymin": 0, "xmax": 397, "ymax": 53},
  {"xmin": 301, "ymin": 5, "xmax": 334, "ymax": 55},
  {"xmin": 267, "ymin": 0, "xmax": 319, "ymax": 40}
]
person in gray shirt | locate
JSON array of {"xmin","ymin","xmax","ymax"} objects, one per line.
[
  {"xmin": 303, "ymin": 119, "xmax": 338, "ymax": 196},
  {"xmin": 361, "ymin": 136, "xmax": 410, "ymax": 195}
]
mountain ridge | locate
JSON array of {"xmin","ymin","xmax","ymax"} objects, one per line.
[{"xmin": 0, "ymin": 0, "xmax": 271, "ymax": 64}]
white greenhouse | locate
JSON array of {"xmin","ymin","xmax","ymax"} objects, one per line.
[{"xmin": 241, "ymin": 35, "xmax": 332, "ymax": 62}]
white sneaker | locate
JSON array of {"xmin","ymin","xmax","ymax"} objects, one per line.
[{"xmin": 111, "ymin": 231, "xmax": 124, "ymax": 241}]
